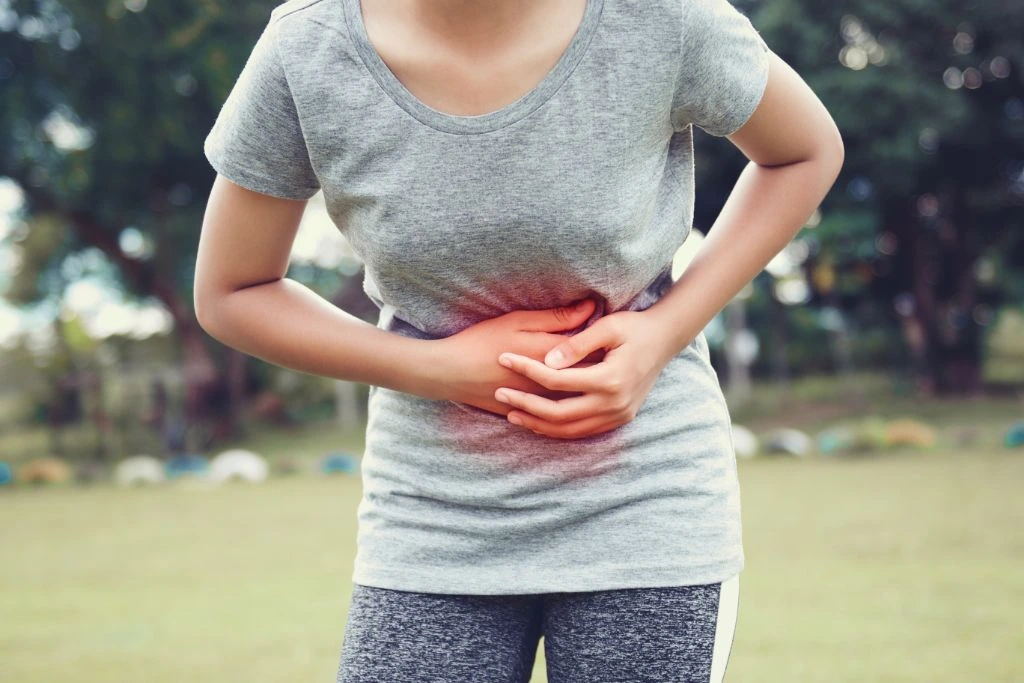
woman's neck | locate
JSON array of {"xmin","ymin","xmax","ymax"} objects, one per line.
[{"xmin": 398, "ymin": 0, "xmax": 559, "ymax": 53}]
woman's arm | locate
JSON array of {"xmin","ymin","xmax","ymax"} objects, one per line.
[
  {"xmin": 491, "ymin": 51, "xmax": 845, "ymax": 438},
  {"xmin": 194, "ymin": 175, "xmax": 599, "ymax": 410},
  {"xmin": 194, "ymin": 175, "xmax": 445, "ymax": 399},
  {"xmin": 644, "ymin": 50, "xmax": 845, "ymax": 351}
]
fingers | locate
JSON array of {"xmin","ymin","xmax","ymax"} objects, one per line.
[
  {"xmin": 494, "ymin": 387, "xmax": 605, "ymax": 424},
  {"xmin": 515, "ymin": 298, "xmax": 595, "ymax": 333},
  {"xmin": 543, "ymin": 316, "xmax": 622, "ymax": 369},
  {"xmin": 503, "ymin": 408, "xmax": 617, "ymax": 440},
  {"xmin": 532, "ymin": 335, "xmax": 606, "ymax": 364},
  {"xmin": 497, "ymin": 352, "xmax": 608, "ymax": 393}
]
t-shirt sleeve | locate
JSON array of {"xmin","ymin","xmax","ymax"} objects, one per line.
[
  {"xmin": 203, "ymin": 15, "xmax": 321, "ymax": 200},
  {"xmin": 671, "ymin": 0, "xmax": 772, "ymax": 137}
]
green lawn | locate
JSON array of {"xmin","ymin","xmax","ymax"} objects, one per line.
[{"xmin": 2, "ymin": 379, "xmax": 1024, "ymax": 681}]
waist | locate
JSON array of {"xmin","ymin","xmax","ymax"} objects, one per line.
[{"xmin": 376, "ymin": 266, "xmax": 677, "ymax": 341}]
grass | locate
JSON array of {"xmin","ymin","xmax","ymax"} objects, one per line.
[{"xmin": 2, "ymin": 375, "xmax": 1024, "ymax": 681}]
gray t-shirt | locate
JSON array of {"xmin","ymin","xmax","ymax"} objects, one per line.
[{"xmin": 203, "ymin": 0, "xmax": 771, "ymax": 594}]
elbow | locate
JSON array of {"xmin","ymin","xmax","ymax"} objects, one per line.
[
  {"xmin": 826, "ymin": 124, "xmax": 846, "ymax": 178},
  {"xmin": 192, "ymin": 264, "xmax": 236, "ymax": 337},
  {"xmin": 804, "ymin": 123, "xmax": 845, "ymax": 185},
  {"xmin": 193, "ymin": 290, "xmax": 215, "ymax": 336},
  {"xmin": 834, "ymin": 126, "xmax": 846, "ymax": 168},
  {"xmin": 193, "ymin": 282, "xmax": 224, "ymax": 338}
]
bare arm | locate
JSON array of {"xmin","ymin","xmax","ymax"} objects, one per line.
[
  {"xmin": 194, "ymin": 175, "xmax": 598, "ymax": 412},
  {"xmin": 483, "ymin": 51, "xmax": 845, "ymax": 438},
  {"xmin": 645, "ymin": 51, "xmax": 845, "ymax": 351},
  {"xmin": 193, "ymin": 176, "xmax": 445, "ymax": 398}
]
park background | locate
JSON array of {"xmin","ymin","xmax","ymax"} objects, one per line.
[{"xmin": 1, "ymin": 0, "xmax": 1023, "ymax": 680}]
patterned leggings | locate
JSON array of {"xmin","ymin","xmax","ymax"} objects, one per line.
[{"xmin": 335, "ymin": 574, "xmax": 740, "ymax": 683}]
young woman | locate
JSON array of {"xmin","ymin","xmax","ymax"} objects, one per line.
[{"xmin": 196, "ymin": 0, "xmax": 843, "ymax": 680}]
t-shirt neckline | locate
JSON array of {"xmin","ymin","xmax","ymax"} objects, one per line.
[{"xmin": 342, "ymin": 0, "xmax": 604, "ymax": 135}]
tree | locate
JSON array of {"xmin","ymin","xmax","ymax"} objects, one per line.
[
  {"xmin": 1, "ymin": 1, "xmax": 302, "ymax": 441},
  {"xmin": 701, "ymin": 0, "xmax": 1024, "ymax": 395}
]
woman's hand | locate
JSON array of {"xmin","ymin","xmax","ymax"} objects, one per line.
[
  {"xmin": 492, "ymin": 308, "xmax": 679, "ymax": 439},
  {"xmin": 430, "ymin": 298, "xmax": 606, "ymax": 416}
]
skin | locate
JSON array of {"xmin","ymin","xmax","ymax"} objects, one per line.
[
  {"xmin": 359, "ymin": 0, "xmax": 587, "ymax": 117},
  {"xmin": 498, "ymin": 53, "xmax": 846, "ymax": 438},
  {"xmin": 195, "ymin": 2, "xmax": 844, "ymax": 440}
]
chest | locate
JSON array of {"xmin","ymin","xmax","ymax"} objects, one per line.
[
  {"xmin": 358, "ymin": 0, "xmax": 589, "ymax": 118},
  {"xmin": 290, "ymin": 0, "xmax": 690, "ymax": 273}
]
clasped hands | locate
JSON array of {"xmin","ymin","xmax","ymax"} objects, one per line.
[{"xmin": 435, "ymin": 297, "xmax": 680, "ymax": 439}]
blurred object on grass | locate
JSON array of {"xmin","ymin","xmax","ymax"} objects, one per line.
[
  {"xmin": 208, "ymin": 448, "xmax": 269, "ymax": 484},
  {"xmin": 883, "ymin": 418, "xmax": 938, "ymax": 449},
  {"xmin": 816, "ymin": 425, "xmax": 857, "ymax": 455},
  {"xmin": 164, "ymin": 454, "xmax": 209, "ymax": 480},
  {"xmin": 730, "ymin": 424, "xmax": 759, "ymax": 459},
  {"xmin": 319, "ymin": 452, "xmax": 360, "ymax": 476},
  {"xmin": 761, "ymin": 427, "xmax": 813, "ymax": 457},
  {"xmin": 1005, "ymin": 421, "xmax": 1024, "ymax": 448},
  {"xmin": 114, "ymin": 455, "xmax": 166, "ymax": 487},
  {"xmin": 16, "ymin": 456, "xmax": 72, "ymax": 485}
]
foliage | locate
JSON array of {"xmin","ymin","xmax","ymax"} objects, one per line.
[{"xmin": 703, "ymin": 0, "xmax": 1024, "ymax": 390}]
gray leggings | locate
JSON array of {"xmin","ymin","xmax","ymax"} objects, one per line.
[{"xmin": 335, "ymin": 574, "xmax": 740, "ymax": 683}]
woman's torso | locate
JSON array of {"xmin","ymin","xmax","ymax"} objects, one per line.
[{"xmin": 267, "ymin": 0, "xmax": 745, "ymax": 594}]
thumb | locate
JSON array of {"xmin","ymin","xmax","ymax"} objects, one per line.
[
  {"xmin": 518, "ymin": 298, "xmax": 596, "ymax": 333},
  {"xmin": 543, "ymin": 317, "xmax": 617, "ymax": 369}
]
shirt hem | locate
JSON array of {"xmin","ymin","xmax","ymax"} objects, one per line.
[{"xmin": 350, "ymin": 554, "xmax": 745, "ymax": 596}]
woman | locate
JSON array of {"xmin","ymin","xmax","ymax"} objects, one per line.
[{"xmin": 196, "ymin": 0, "xmax": 843, "ymax": 680}]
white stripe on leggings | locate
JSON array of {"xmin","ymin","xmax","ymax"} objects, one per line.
[{"xmin": 708, "ymin": 573, "xmax": 740, "ymax": 683}]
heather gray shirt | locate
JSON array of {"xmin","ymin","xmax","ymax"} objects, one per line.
[{"xmin": 203, "ymin": 0, "xmax": 771, "ymax": 594}]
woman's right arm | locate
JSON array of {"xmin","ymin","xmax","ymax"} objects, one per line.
[
  {"xmin": 194, "ymin": 175, "xmax": 448, "ymax": 400},
  {"xmin": 195, "ymin": 13, "xmax": 596, "ymax": 415},
  {"xmin": 194, "ymin": 175, "xmax": 599, "ymax": 413}
]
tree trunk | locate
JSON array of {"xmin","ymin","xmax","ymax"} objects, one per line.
[
  {"xmin": 723, "ymin": 298, "xmax": 752, "ymax": 405},
  {"xmin": 769, "ymin": 289, "xmax": 790, "ymax": 389},
  {"xmin": 894, "ymin": 187, "xmax": 983, "ymax": 397},
  {"xmin": 180, "ymin": 319, "xmax": 225, "ymax": 450},
  {"xmin": 225, "ymin": 345, "xmax": 247, "ymax": 441}
]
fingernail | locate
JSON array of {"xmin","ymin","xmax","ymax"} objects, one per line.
[
  {"xmin": 546, "ymin": 350, "xmax": 565, "ymax": 367},
  {"xmin": 495, "ymin": 389, "xmax": 511, "ymax": 402},
  {"xmin": 508, "ymin": 414, "xmax": 523, "ymax": 425},
  {"xmin": 498, "ymin": 354, "xmax": 513, "ymax": 367}
]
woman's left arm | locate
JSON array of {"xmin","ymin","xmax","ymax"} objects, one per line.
[{"xmin": 493, "ymin": 51, "xmax": 845, "ymax": 439}]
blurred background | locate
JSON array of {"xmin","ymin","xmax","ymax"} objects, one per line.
[{"xmin": 1, "ymin": 0, "xmax": 1023, "ymax": 681}]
